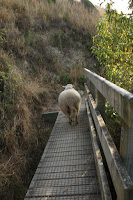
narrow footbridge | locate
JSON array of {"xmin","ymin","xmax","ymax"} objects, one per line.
[{"xmin": 25, "ymin": 69, "xmax": 133, "ymax": 200}]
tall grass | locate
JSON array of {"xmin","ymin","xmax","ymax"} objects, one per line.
[
  {"xmin": 0, "ymin": 0, "xmax": 99, "ymax": 34},
  {"xmin": 0, "ymin": 0, "xmax": 100, "ymax": 199}
]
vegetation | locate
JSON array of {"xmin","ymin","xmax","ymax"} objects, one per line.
[
  {"xmin": 92, "ymin": 3, "xmax": 133, "ymax": 92},
  {"xmin": 1, "ymin": 0, "xmax": 131, "ymax": 198},
  {"xmin": 0, "ymin": 0, "xmax": 100, "ymax": 199},
  {"xmin": 92, "ymin": 2, "xmax": 133, "ymax": 150}
]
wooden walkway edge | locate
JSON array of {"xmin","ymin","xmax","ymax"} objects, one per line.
[{"xmin": 24, "ymin": 102, "xmax": 102, "ymax": 200}]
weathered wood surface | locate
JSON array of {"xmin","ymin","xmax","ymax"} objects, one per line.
[
  {"xmin": 86, "ymin": 101, "xmax": 112, "ymax": 200},
  {"xmin": 84, "ymin": 68, "xmax": 133, "ymax": 182},
  {"xmin": 25, "ymin": 102, "xmax": 102, "ymax": 200},
  {"xmin": 85, "ymin": 84, "xmax": 133, "ymax": 200},
  {"xmin": 84, "ymin": 68, "xmax": 133, "ymax": 127}
]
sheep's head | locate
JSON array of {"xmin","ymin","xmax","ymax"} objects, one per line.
[{"xmin": 62, "ymin": 84, "xmax": 74, "ymax": 90}]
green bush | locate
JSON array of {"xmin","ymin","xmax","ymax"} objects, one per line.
[
  {"xmin": 92, "ymin": 6, "xmax": 133, "ymax": 92},
  {"xmin": 60, "ymin": 73, "xmax": 70, "ymax": 84},
  {"xmin": 47, "ymin": 0, "xmax": 56, "ymax": 4}
]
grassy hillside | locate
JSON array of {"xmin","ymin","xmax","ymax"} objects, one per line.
[
  {"xmin": 81, "ymin": 0, "xmax": 98, "ymax": 12},
  {"xmin": 0, "ymin": 0, "xmax": 101, "ymax": 199}
]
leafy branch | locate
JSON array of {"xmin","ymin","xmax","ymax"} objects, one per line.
[{"xmin": 92, "ymin": 3, "xmax": 133, "ymax": 92}]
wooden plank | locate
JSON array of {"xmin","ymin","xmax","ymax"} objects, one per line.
[
  {"xmin": 84, "ymin": 68, "xmax": 133, "ymax": 127},
  {"xmin": 84, "ymin": 69, "xmax": 133, "ymax": 182},
  {"xmin": 25, "ymin": 194, "xmax": 101, "ymax": 200},
  {"xmin": 85, "ymin": 85, "xmax": 133, "ymax": 200},
  {"xmin": 25, "ymin": 101, "xmax": 102, "ymax": 200},
  {"xmin": 26, "ymin": 185, "xmax": 100, "ymax": 197},
  {"xmin": 86, "ymin": 101, "xmax": 112, "ymax": 200}
]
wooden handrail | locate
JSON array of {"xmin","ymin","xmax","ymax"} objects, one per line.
[
  {"xmin": 84, "ymin": 68, "xmax": 133, "ymax": 200},
  {"xmin": 84, "ymin": 68, "xmax": 133, "ymax": 127}
]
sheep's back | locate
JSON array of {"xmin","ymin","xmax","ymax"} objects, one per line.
[{"xmin": 58, "ymin": 89, "xmax": 81, "ymax": 107}]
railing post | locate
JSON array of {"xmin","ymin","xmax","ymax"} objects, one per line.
[
  {"xmin": 120, "ymin": 119, "xmax": 133, "ymax": 180},
  {"xmin": 96, "ymin": 89, "xmax": 106, "ymax": 119},
  {"xmin": 87, "ymin": 80, "xmax": 96, "ymax": 100}
]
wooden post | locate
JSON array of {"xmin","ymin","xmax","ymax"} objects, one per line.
[
  {"xmin": 120, "ymin": 120, "xmax": 133, "ymax": 180},
  {"xmin": 96, "ymin": 89, "xmax": 105, "ymax": 119},
  {"xmin": 87, "ymin": 80, "xmax": 96, "ymax": 100}
]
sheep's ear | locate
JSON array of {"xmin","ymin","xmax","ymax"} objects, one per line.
[{"xmin": 62, "ymin": 86, "xmax": 66, "ymax": 89}]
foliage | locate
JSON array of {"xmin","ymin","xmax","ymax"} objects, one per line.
[
  {"xmin": 105, "ymin": 101, "xmax": 120, "ymax": 123},
  {"xmin": 105, "ymin": 102, "xmax": 121, "ymax": 150},
  {"xmin": 70, "ymin": 65, "xmax": 86, "ymax": 88},
  {"xmin": 0, "ymin": 29, "xmax": 6, "ymax": 46},
  {"xmin": 0, "ymin": 64, "xmax": 22, "ymax": 119},
  {"xmin": 60, "ymin": 73, "xmax": 71, "ymax": 84},
  {"xmin": 0, "ymin": 0, "xmax": 99, "ymax": 199},
  {"xmin": 128, "ymin": 0, "xmax": 133, "ymax": 9},
  {"xmin": 92, "ymin": 6, "xmax": 133, "ymax": 92},
  {"xmin": 52, "ymin": 31, "xmax": 72, "ymax": 51},
  {"xmin": 0, "ymin": 30, "xmax": 21, "ymax": 119},
  {"xmin": 92, "ymin": 3, "xmax": 132, "ymax": 150},
  {"xmin": 47, "ymin": 0, "xmax": 56, "ymax": 4}
]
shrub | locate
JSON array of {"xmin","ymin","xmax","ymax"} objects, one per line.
[{"xmin": 92, "ymin": 5, "xmax": 133, "ymax": 92}]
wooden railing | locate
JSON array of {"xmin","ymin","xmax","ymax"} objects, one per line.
[{"xmin": 84, "ymin": 68, "xmax": 133, "ymax": 200}]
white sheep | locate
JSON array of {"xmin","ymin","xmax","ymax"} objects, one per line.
[{"xmin": 58, "ymin": 84, "xmax": 81, "ymax": 125}]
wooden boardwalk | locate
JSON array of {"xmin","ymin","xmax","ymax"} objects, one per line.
[{"xmin": 25, "ymin": 102, "xmax": 101, "ymax": 200}]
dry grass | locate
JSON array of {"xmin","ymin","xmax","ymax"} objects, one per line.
[
  {"xmin": 0, "ymin": 0, "xmax": 100, "ymax": 35},
  {"xmin": 0, "ymin": 0, "xmax": 101, "ymax": 199},
  {"xmin": 70, "ymin": 64, "xmax": 85, "ymax": 88},
  {"xmin": 0, "ymin": 61, "xmax": 48, "ymax": 196}
]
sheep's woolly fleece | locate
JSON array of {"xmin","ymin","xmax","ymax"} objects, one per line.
[{"xmin": 58, "ymin": 84, "xmax": 81, "ymax": 124}]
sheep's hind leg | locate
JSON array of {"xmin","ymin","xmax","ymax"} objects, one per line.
[
  {"xmin": 69, "ymin": 119, "xmax": 72, "ymax": 125},
  {"xmin": 76, "ymin": 116, "xmax": 79, "ymax": 124}
]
